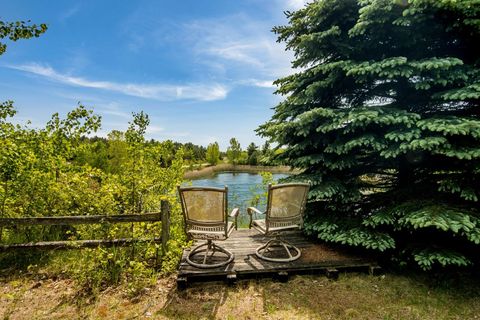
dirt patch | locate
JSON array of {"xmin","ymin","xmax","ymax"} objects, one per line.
[
  {"xmin": 300, "ymin": 243, "xmax": 364, "ymax": 263},
  {"xmin": 0, "ymin": 278, "xmax": 78, "ymax": 320},
  {"xmin": 0, "ymin": 276, "xmax": 173, "ymax": 320}
]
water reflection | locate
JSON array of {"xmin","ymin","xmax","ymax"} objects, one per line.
[{"xmin": 186, "ymin": 171, "xmax": 290, "ymax": 226}]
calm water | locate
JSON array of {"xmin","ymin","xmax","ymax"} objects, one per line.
[{"xmin": 187, "ymin": 172, "xmax": 289, "ymax": 219}]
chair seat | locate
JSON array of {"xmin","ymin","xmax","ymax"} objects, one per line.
[
  {"xmin": 252, "ymin": 219, "xmax": 301, "ymax": 234},
  {"xmin": 188, "ymin": 221, "xmax": 234, "ymax": 240}
]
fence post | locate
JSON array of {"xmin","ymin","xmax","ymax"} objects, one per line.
[{"xmin": 161, "ymin": 200, "xmax": 171, "ymax": 254}]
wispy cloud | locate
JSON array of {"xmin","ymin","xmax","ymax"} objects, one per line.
[
  {"xmin": 207, "ymin": 43, "xmax": 264, "ymax": 67},
  {"xmin": 59, "ymin": 4, "xmax": 81, "ymax": 22},
  {"xmin": 185, "ymin": 15, "xmax": 295, "ymax": 80},
  {"xmin": 96, "ymin": 102, "xmax": 132, "ymax": 119},
  {"xmin": 237, "ymin": 78, "xmax": 276, "ymax": 89},
  {"xmin": 285, "ymin": 0, "xmax": 309, "ymax": 10},
  {"xmin": 8, "ymin": 63, "xmax": 229, "ymax": 102},
  {"xmin": 118, "ymin": 10, "xmax": 296, "ymax": 86}
]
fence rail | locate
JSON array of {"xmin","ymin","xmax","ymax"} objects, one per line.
[
  {"xmin": 0, "ymin": 212, "xmax": 161, "ymax": 227},
  {"xmin": 0, "ymin": 200, "xmax": 171, "ymax": 253},
  {"xmin": 0, "ymin": 237, "xmax": 162, "ymax": 252}
]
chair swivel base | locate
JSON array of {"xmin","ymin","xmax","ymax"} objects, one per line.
[
  {"xmin": 255, "ymin": 238, "xmax": 301, "ymax": 262},
  {"xmin": 186, "ymin": 239, "xmax": 234, "ymax": 269}
]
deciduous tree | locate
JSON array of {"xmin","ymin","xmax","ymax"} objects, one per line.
[
  {"xmin": 227, "ymin": 138, "xmax": 242, "ymax": 165},
  {"xmin": 206, "ymin": 142, "xmax": 220, "ymax": 165},
  {"xmin": 0, "ymin": 19, "xmax": 47, "ymax": 55}
]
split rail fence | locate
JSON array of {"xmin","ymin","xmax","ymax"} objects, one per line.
[{"xmin": 0, "ymin": 200, "xmax": 171, "ymax": 253}]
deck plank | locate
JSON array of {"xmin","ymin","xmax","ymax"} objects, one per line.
[{"xmin": 177, "ymin": 229, "xmax": 376, "ymax": 283}]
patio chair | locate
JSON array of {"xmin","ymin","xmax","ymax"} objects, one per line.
[
  {"xmin": 247, "ymin": 183, "xmax": 310, "ymax": 262},
  {"xmin": 177, "ymin": 186, "xmax": 239, "ymax": 269}
]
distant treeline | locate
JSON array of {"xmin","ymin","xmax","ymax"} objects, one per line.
[
  {"xmin": 76, "ymin": 135, "xmax": 280, "ymax": 171},
  {"xmin": 77, "ymin": 135, "xmax": 209, "ymax": 171}
]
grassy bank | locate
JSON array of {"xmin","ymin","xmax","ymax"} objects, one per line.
[
  {"xmin": 1, "ymin": 272, "xmax": 478, "ymax": 319},
  {"xmin": 184, "ymin": 164, "xmax": 299, "ymax": 180}
]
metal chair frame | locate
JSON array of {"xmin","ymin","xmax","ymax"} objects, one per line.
[
  {"xmin": 178, "ymin": 186, "xmax": 239, "ymax": 269},
  {"xmin": 248, "ymin": 183, "xmax": 310, "ymax": 262}
]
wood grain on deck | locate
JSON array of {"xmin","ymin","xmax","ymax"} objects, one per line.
[{"xmin": 178, "ymin": 229, "xmax": 376, "ymax": 282}]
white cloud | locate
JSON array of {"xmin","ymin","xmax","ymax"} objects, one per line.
[
  {"xmin": 237, "ymin": 78, "xmax": 276, "ymax": 89},
  {"xmin": 185, "ymin": 14, "xmax": 295, "ymax": 80},
  {"xmin": 254, "ymin": 80, "xmax": 276, "ymax": 88},
  {"xmin": 8, "ymin": 63, "xmax": 229, "ymax": 102},
  {"xmin": 207, "ymin": 43, "xmax": 264, "ymax": 67},
  {"xmin": 118, "ymin": 10, "xmax": 298, "ymax": 87},
  {"xmin": 100, "ymin": 109, "xmax": 131, "ymax": 119},
  {"xmin": 285, "ymin": 0, "xmax": 309, "ymax": 10},
  {"xmin": 96, "ymin": 102, "xmax": 132, "ymax": 119}
]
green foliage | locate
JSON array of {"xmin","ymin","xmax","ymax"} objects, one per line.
[
  {"xmin": 413, "ymin": 248, "xmax": 471, "ymax": 271},
  {"xmin": 3, "ymin": 17, "xmax": 183, "ymax": 294},
  {"xmin": 0, "ymin": 19, "xmax": 47, "ymax": 55},
  {"xmin": 259, "ymin": 0, "xmax": 480, "ymax": 270},
  {"xmin": 249, "ymin": 171, "xmax": 276, "ymax": 210},
  {"xmin": 105, "ymin": 130, "xmax": 128, "ymax": 174},
  {"xmin": 206, "ymin": 142, "xmax": 220, "ymax": 165},
  {"xmin": 0, "ymin": 103, "xmax": 186, "ymax": 293},
  {"xmin": 238, "ymin": 151, "xmax": 249, "ymax": 165},
  {"xmin": 226, "ymin": 137, "xmax": 242, "ymax": 165},
  {"xmin": 179, "ymin": 142, "xmax": 206, "ymax": 164},
  {"xmin": 258, "ymin": 141, "xmax": 277, "ymax": 165},
  {"xmin": 246, "ymin": 142, "xmax": 259, "ymax": 165},
  {"xmin": 304, "ymin": 214, "xmax": 396, "ymax": 251}
]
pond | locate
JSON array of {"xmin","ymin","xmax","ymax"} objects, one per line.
[{"xmin": 186, "ymin": 171, "xmax": 290, "ymax": 225}]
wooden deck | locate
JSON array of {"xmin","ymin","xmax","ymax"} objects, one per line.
[{"xmin": 177, "ymin": 229, "xmax": 378, "ymax": 288}]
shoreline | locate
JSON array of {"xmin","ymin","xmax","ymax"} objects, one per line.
[{"xmin": 184, "ymin": 164, "xmax": 299, "ymax": 179}]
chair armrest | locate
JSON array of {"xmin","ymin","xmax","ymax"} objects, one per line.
[
  {"xmin": 247, "ymin": 207, "xmax": 264, "ymax": 229},
  {"xmin": 247, "ymin": 207, "xmax": 263, "ymax": 216},
  {"xmin": 230, "ymin": 207, "xmax": 240, "ymax": 218},
  {"xmin": 230, "ymin": 208, "xmax": 240, "ymax": 230}
]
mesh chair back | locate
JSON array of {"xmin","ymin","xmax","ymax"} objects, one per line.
[
  {"xmin": 178, "ymin": 186, "xmax": 227, "ymax": 226},
  {"xmin": 266, "ymin": 183, "xmax": 309, "ymax": 230}
]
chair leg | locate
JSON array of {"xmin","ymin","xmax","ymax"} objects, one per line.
[
  {"xmin": 255, "ymin": 237, "xmax": 301, "ymax": 262},
  {"xmin": 186, "ymin": 240, "xmax": 234, "ymax": 269},
  {"xmin": 202, "ymin": 242, "xmax": 210, "ymax": 265}
]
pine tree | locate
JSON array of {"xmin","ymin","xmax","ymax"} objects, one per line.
[
  {"xmin": 247, "ymin": 142, "xmax": 259, "ymax": 165},
  {"xmin": 258, "ymin": 0, "xmax": 480, "ymax": 270}
]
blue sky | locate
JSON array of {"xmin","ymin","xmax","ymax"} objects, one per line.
[{"xmin": 0, "ymin": 0, "xmax": 307, "ymax": 150}]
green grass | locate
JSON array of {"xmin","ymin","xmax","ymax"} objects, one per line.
[{"xmin": 1, "ymin": 271, "xmax": 479, "ymax": 319}]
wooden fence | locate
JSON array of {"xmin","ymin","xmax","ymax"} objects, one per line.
[{"xmin": 0, "ymin": 200, "xmax": 171, "ymax": 253}]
